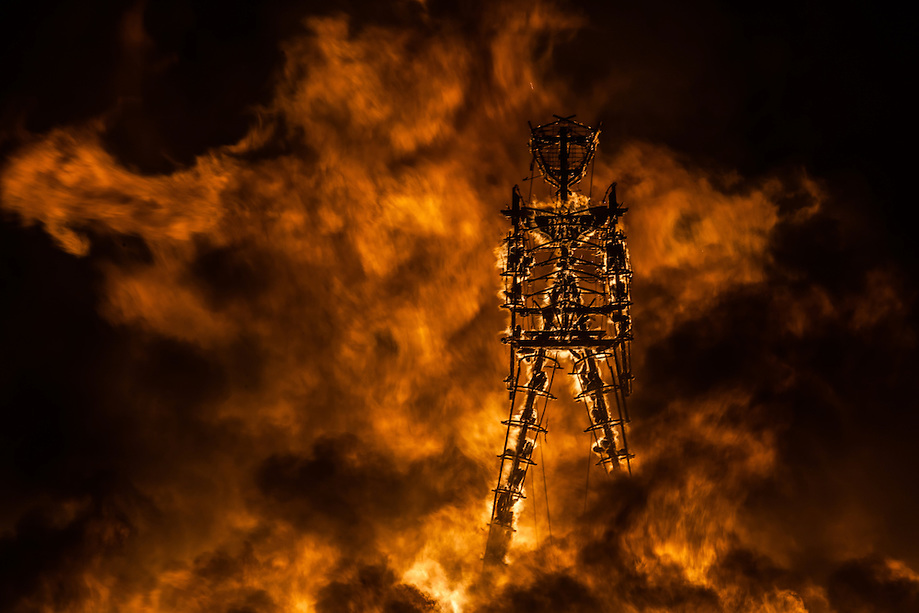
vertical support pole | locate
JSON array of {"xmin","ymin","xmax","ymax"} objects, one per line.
[{"xmin": 559, "ymin": 127, "xmax": 569, "ymax": 203}]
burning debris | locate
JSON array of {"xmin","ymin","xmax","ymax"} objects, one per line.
[{"xmin": 486, "ymin": 117, "xmax": 635, "ymax": 565}]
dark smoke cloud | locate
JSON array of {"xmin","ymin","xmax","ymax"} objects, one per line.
[
  {"xmin": 0, "ymin": 0, "xmax": 915, "ymax": 611},
  {"xmin": 315, "ymin": 562, "xmax": 440, "ymax": 613},
  {"xmin": 475, "ymin": 572, "xmax": 602, "ymax": 613},
  {"xmin": 0, "ymin": 477, "xmax": 161, "ymax": 612},
  {"xmin": 256, "ymin": 434, "xmax": 486, "ymax": 556},
  {"xmin": 827, "ymin": 557, "xmax": 919, "ymax": 613}
]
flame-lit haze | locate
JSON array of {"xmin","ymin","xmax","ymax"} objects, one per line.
[{"xmin": 0, "ymin": 1, "xmax": 915, "ymax": 612}]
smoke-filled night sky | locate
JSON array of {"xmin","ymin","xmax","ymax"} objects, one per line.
[{"xmin": 0, "ymin": 1, "xmax": 915, "ymax": 611}]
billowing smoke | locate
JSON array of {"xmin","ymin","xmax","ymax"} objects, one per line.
[{"xmin": 0, "ymin": 1, "xmax": 915, "ymax": 612}]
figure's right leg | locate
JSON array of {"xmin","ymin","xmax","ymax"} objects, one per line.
[{"xmin": 485, "ymin": 350, "xmax": 554, "ymax": 565}]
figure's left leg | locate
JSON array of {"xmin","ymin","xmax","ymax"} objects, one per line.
[{"xmin": 572, "ymin": 350, "xmax": 632, "ymax": 473}]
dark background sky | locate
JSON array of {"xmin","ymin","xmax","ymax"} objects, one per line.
[
  {"xmin": 0, "ymin": 0, "xmax": 912, "ymax": 243},
  {"xmin": 0, "ymin": 1, "xmax": 916, "ymax": 611}
]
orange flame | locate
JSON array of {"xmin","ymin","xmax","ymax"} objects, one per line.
[{"xmin": 0, "ymin": 3, "xmax": 914, "ymax": 612}]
